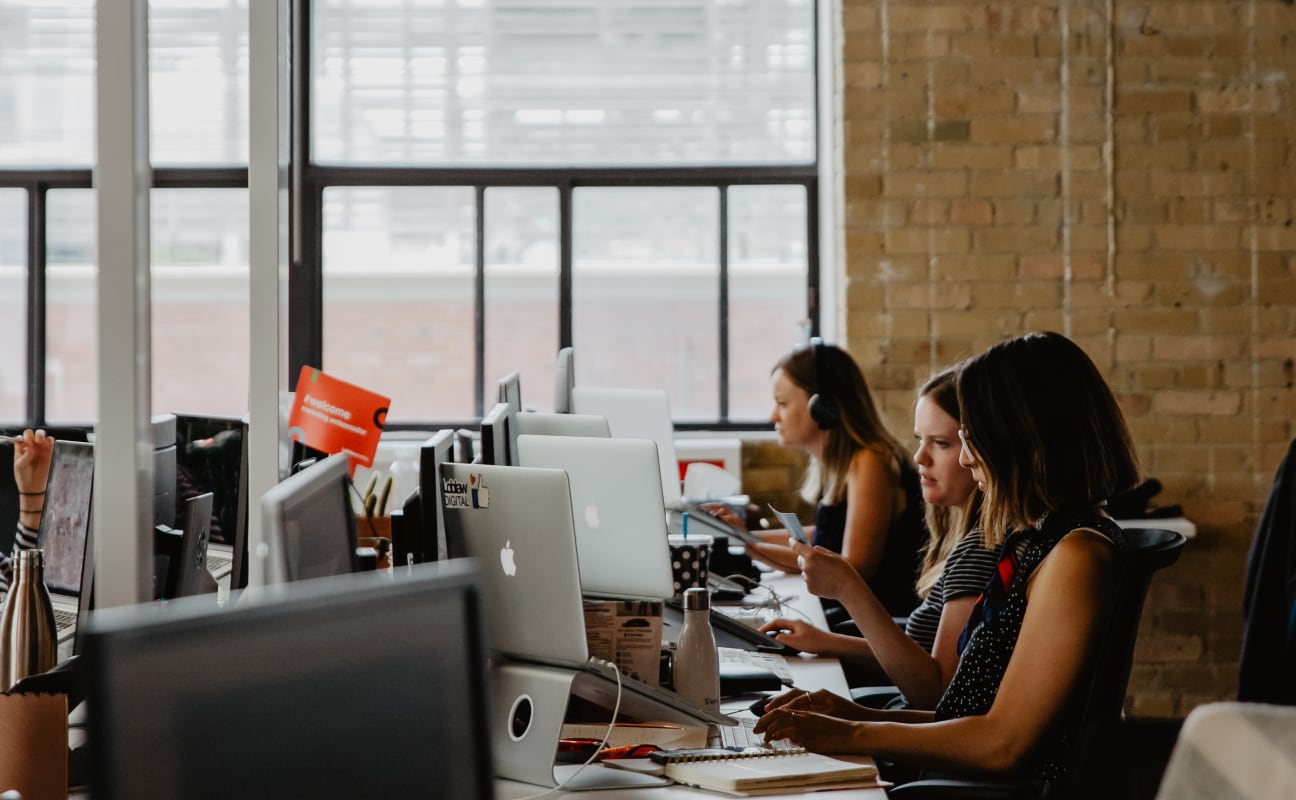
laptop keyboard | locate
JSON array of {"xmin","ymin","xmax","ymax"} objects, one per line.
[
  {"xmin": 718, "ymin": 647, "xmax": 794, "ymax": 685},
  {"xmin": 206, "ymin": 552, "xmax": 232, "ymax": 573},
  {"xmin": 54, "ymin": 607, "xmax": 76, "ymax": 632}
]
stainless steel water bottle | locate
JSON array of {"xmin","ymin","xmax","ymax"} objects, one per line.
[{"xmin": 0, "ymin": 548, "xmax": 58, "ymax": 690}]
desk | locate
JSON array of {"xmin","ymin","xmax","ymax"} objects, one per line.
[
  {"xmin": 1114, "ymin": 516, "xmax": 1197, "ymax": 540},
  {"xmin": 495, "ymin": 572, "xmax": 887, "ymax": 799}
]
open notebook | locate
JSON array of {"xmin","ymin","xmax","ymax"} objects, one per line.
[{"xmin": 652, "ymin": 750, "xmax": 881, "ymax": 796}]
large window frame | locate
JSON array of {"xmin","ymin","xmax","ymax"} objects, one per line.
[{"xmin": 0, "ymin": 0, "xmax": 822, "ymax": 430}]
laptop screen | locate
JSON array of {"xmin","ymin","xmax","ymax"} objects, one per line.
[{"xmin": 37, "ymin": 441, "xmax": 95, "ymax": 596}]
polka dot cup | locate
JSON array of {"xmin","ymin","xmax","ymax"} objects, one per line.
[{"xmin": 667, "ymin": 533, "xmax": 713, "ymax": 602}]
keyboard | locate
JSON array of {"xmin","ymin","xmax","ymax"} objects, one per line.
[
  {"xmin": 54, "ymin": 607, "xmax": 76, "ymax": 632},
  {"xmin": 718, "ymin": 646, "xmax": 794, "ymax": 685},
  {"xmin": 714, "ymin": 717, "xmax": 803, "ymax": 752},
  {"xmin": 716, "ymin": 604, "xmax": 781, "ymax": 630},
  {"xmin": 206, "ymin": 551, "xmax": 232, "ymax": 574}
]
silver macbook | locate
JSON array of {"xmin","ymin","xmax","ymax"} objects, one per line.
[
  {"xmin": 571, "ymin": 387, "xmax": 681, "ymax": 503},
  {"xmin": 35, "ymin": 440, "xmax": 96, "ymax": 648},
  {"xmin": 439, "ymin": 462, "xmax": 731, "ymax": 727},
  {"xmin": 516, "ymin": 434, "xmax": 673, "ymax": 602}
]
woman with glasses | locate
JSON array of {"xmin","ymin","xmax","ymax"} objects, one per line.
[
  {"xmin": 754, "ymin": 332, "xmax": 1139, "ymax": 787},
  {"xmin": 757, "ymin": 368, "xmax": 997, "ymax": 709}
]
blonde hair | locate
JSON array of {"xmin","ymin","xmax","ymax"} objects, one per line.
[{"xmin": 913, "ymin": 368, "xmax": 982, "ymax": 598}]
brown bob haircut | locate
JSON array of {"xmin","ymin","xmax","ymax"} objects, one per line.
[{"xmin": 956, "ymin": 332, "xmax": 1139, "ymax": 546}]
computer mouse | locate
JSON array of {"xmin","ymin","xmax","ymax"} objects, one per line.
[{"xmin": 749, "ymin": 695, "xmax": 774, "ymax": 717}]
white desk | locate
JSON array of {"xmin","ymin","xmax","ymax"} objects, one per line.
[
  {"xmin": 1114, "ymin": 516, "xmax": 1197, "ymax": 540},
  {"xmin": 495, "ymin": 572, "xmax": 887, "ymax": 799}
]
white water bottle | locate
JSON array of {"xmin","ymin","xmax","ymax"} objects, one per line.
[{"xmin": 673, "ymin": 587, "xmax": 720, "ymax": 713}]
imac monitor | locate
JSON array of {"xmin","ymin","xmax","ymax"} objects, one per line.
[
  {"xmin": 82, "ymin": 560, "xmax": 496, "ymax": 800},
  {"xmin": 496, "ymin": 371, "xmax": 522, "ymax": 466},
  {"xmin": 554, "ymin": 346, "xmax": 574, "ymax": 414},
  {"xmin": 259, "ymin": 452, "xmax": 358, "ymax": 584},
  {"xmin": 572, "ymin": 387, "xmax": 682, "ymax": 504},
  {"xmin": 478, "ymin": 402, "xmax": 511, "ymax": 466},
  {"xmin": 174, "ymin": 414, "xmax": 249, "ymax": 589}
]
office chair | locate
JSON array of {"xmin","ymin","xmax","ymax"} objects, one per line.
[{"xmin": 889, "ymin": 527, "xmax": 1186, "ymax": 800}]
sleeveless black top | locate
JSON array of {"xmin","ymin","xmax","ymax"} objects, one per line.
[
  {"xmin": 813, "ymin": 459, "xmax": 925, "ymax": 617},
  {"xmin": 933, "ymin": 509, "xmax": 1125, "ymax": 784}
]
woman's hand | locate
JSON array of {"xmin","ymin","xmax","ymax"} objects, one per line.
[
  {"xmin": 759, "ymin": 618, "xmax": 834, "ymax": 656},
  {"xmin": 791, "ymin": 540, "xmax": 865, "ymax": 602},
  {"xmin": 701, "ymin": 502, "xmax": 746, "ymax": 532},
  {"xmin": 14, "ymin": 429, "xmax": 54, "ymax": 494},
  {"xmin": 758, "ymin": 688, "xmax": 870, "ymax": 720},
  {"xmin": 754, "ymin": 707, "xmax": 869, "ymax": 753}
]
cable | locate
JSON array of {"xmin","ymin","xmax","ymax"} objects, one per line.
[{"xmin": 511, "ymin": 658, "xmax": 624, "ymax": 800}]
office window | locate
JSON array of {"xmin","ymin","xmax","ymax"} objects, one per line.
[
  {"xmin": 0, "ymin": 0, "xmax": 96, "ymax": 168},
  {"xmin": 572, "ymin": 187, "xmax": 720, "ymax": 419},
  {"xmin": 321, "ymin": 186, "xmax": 478, "ymax": 420},
  {"xmin": 311, "ymin": 0, "xmax": 814, "ymax": 167},
  {"xmin": 0, "ymin": 190, "xmax": 26, "ymax": 419},
  {"xmin": 152, "ymin": 188, "xmax": 249, "ymax": 415},
  {"xmin": 727, "ymin": 185, "xmax": 809, "ymax": 420},
  {"xmin": 306, "ymin": 0, "xmax": 819, "ymax": 425},
  {"xmin": 150, "ymin": 0, "xmax": 250, "ymax": 166},
  {"xmin": 45, "ymin": 189, "xmax": 97, "ymax": 421},
  {"xmin": 484, "ymin": 187, "xmax": 560, "ymax": 413}
]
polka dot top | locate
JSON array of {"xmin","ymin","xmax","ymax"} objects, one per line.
[{"xmin": 933, "ymin": 509, "xmax": 1125, "ymax": 784}]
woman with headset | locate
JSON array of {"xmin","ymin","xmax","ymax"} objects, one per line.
[{"xmin": 709, "ymin": 340, "xmax": 925, "ymax": 617}]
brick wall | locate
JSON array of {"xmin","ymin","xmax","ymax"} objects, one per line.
[{"xmin": 800, "ymin": 0, "xmax": 1296, "ymax": 717}]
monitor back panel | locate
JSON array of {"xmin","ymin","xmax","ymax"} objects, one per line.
[
  {"xmin": 571, "ymin": 387, "xmax": 680, "ymax": 503},
  {"xmin": 439, "ymin": 462, "xmax": 589, "ymax": 666}
]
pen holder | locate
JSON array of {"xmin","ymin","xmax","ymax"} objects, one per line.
[{"xmin": 354, "ymin": 515, "xmax": 392, "ymax": 570}]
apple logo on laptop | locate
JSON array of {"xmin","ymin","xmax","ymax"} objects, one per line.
[
  {"xmin": 500, "ymin": 541, "xmax": 517, "ymax": 576},
  {"xmin": 584, "ymin": 504, "xmax": 601, "ymax": 529}
]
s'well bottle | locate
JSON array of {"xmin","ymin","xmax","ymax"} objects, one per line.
[
  {"xmin": 0, "ymin": 548, "xmax": 58, "ymax": 690},
  {"xmin": 673, "ymin": 586, "xmax": 720, "ymax": 713}
]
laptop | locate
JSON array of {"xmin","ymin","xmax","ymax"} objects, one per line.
[
  {"xmin": 439, "ymin": 462, "xmax": 731, "ymax": 728},
  {"xmin": 571, "ymin": 387, "xmax": 682, "ymax": 504},
  {"xmin": 515, "ymin": 434, "xmax": 673, "ymax": 602},
  {"xmin": 35, "ymin": 440, "xmax": 96, "ymax": 648}
]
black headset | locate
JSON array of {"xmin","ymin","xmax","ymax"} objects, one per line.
[{"xmin": 806, "ymin": 338, "xmax": 841, "ymax": 430}]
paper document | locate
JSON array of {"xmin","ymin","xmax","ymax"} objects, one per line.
[{"xmin": 766, "ymin": 504, "xmax": 808, "ymax": 545}]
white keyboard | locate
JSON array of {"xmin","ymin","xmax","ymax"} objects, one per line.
[
  {"xmin": 717, "ymin": 647, "xmax": 794, "ymax": 685},
  {"xmin": 714, "ymin": 717, "xmax": 803, "ymax": 752}
]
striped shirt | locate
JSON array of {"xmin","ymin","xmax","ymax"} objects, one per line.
[
  {"xmin": 0, "ymin": 521, "xmax": 41, "ymax": 594},
  {"xmin": 904, "ymin": 527, "xmax": 999, "ymax": 652}
]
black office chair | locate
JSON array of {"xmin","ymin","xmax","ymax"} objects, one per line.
[{"xmin": 889, "ymin": 527, "xmax": 1186, "ymax": 800}]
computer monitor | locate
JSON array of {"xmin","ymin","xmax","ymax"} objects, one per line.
[
  {"xmin": 554, "ymin": 346, "xmax": 574, "ymax": 414},
  {"xmin": 515, "ymin": 411, "xmax": 610, "ymax": 439},
  {"xmin": 417, "ymin": 430, "xmax": 458, "ymax": 562},
  {"xmin": 571, "ymin": 387, "xmax": 682, "ymax": 503},
  {"xmin": 454, "ymin": 428, "xmax": 477, "ymax": 464},
  {"xmin": 82, "ymin": 560, "xmax": 496, "ymax": 800},
  {"xmin": 497, "ymin": 370, "xmax": 522, "ymax": 466},
  {"xmin": 259, "ymin": 452, "xmax": 358, "ymax": 584},
  {"xmin": 174, "ymin": 414, "xmax": 249, "ymax": 589},
  {"xmin": 478, "ymin": 402, "xmax": 511, "ymax": 466}
]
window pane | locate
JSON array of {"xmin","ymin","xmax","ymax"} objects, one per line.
[
  {"xmin": 150, "ymin": 0, "xmax": 249, "ymax": 166},
  {"xmin": 322, "ymin": 186, "xmax": 476, "ymax": 421},
  {"xmin": 152, "ymin": 188, "xmax": 249, "ymax": 415},
  {"xmin": 728, "ymin": 185, "xmax": 808, "ymax": 421},
  {"xmin": 312, "ymin": 0, "xmax": 814, "ymax": 166},
  {"xmin": 572, "ymin": 187, "xmax": 718, "ymax": 419},
  {"xmin": 0, "ymin": 0, "xmax": 95, "ymax": 167},
  {"xmin": 484, "ymin": 188, "xmax": 558, "ymax": 414},
  {"xmin": 0, "ymin": 190, "xmax": 27, "ymax": 420},
  {"xmin": 46, "ymin": 189, "xmax": 97, "ymax": 421}
]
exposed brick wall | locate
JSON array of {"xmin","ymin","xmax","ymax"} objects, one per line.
[{"xmin": 825, "ymin": 0, "xmax": 1296, "ymax": 717}]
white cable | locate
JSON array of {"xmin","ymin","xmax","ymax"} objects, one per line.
[{"xmin": 511, "ymin": 658, "xmax": 624, "ymax": 800}]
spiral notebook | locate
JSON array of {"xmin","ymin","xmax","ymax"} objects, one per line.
[{"xmin": 641, "ymin": 749, "xmax": 881, "ymax": 796}]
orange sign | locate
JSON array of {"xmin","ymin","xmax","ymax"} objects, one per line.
[{"xmin": 287, "ymin": 366, "xmax": 390, "ymax": 470}]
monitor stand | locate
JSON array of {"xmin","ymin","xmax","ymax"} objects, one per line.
[{"xmin": 492, "ymin": 663, "xmax": 672, "ymax": 790}]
